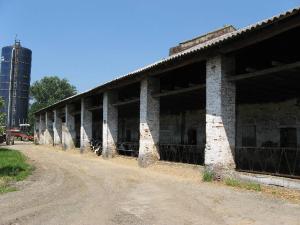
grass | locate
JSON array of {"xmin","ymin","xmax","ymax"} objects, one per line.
[
  {"xmin": 225, "ymin": 178, "xmax": 261, "ymax": 192},
  {"xmin": 202, "ymin": 170, "xmax": 214, "ymax": 182},
  {"xmin": 0, "ymin": 148, "xmax": 33, "ymax": 194}
]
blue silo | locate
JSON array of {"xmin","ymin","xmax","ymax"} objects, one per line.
[{"xmin": 0, "ymin": 40, "xmax": 32, "ymax": 128}]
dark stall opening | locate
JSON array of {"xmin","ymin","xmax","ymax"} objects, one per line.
[
  {"xmin": 233, "ymin": 26, "xmax": 300, "ymax": 178},
  {"xmin": 75, "ymin": 114, "xmax": 81, "ymax": 148},
  {"xmin": 157, "ymin": 61, "xmax": 206, "ymax": 165},
  {"xmin": 116, "ymin": 83, "xmax": 140, "ymax": 157}
]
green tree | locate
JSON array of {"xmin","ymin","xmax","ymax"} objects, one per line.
[{"xmin": 28, "ymin": 76, "xmax": 77, "ymax": 133}]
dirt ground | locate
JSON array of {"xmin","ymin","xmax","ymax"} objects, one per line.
[{"xmin": 0, "ymin": 144, "xmax": 299, "ymax": 225}]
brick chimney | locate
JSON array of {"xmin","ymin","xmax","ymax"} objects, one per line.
[{"xmin": 169, "ymin": 25, "xmax": 236, "ymax": 56}]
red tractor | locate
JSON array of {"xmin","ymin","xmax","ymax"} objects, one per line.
[
  {"xmin": 10, "ymin": 129, "xmax": 34, "ymax": 141},
  {"xmin": 5, "ymin": 124, "xmax": 33, "ymax": 145}
]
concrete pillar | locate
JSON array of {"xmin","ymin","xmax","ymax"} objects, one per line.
[
  {"xmin": 62, "ymin": 105, "xmax": 76, "ymax": 150},
  {"xmin": 44, "ymin": 112, "xmax": 54, "ymax": 145},
  {"xmin": 53, "ymin": 110, "xmax": 62, "ymax": 146},
  {"xmin": 80, "ymin": 98, "xmax": 92, "ymax": 152},
  {"xmin": 205, "ymin": 55, "xmax": 236, "ymax": 173},
  {"xmin": 39, "ymin": 114, "xmax": 45, "ymax": 145},
  {"xmin": 138, "ymin": 77, "xmax": 160, "ymax": 167},
  {"xmin": 102, "ymin": 91, "xmax": 118, "ymax": 158}
]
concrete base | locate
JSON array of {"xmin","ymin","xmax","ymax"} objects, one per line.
[{"xmin": 236, "ymin": 172, "xmax": 300, "ymax": 190}]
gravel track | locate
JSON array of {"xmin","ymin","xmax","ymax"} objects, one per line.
[{"xmin": 0, "ymin": 143, "xmax": 299, "ymax": 225}]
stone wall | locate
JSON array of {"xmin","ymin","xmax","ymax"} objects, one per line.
[
  {"xmin": 118, "ymin": 117, "xmax": 139, "ymax": 142},
  {"xmin": 237, "ymin": 99, "xmax": 300, "ymax": 147},
  {"xmin": 160, "ymin": 110, "xmax": 205, "ymax": 145},
  {"xmin": 117, "ymin": 109, "xmax": 205, "ymax": 146}
]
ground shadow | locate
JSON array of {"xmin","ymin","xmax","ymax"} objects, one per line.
[{"xmin": 0, "ymin": 166, "xmax": 25, "ymax": 177}]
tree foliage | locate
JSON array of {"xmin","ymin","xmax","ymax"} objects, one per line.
[
  {"xmin": 30, "ymin": 76, "xmax": 77, "ymax": 107},
  {"xmin": 28, "ymin": 76, "xmax": 77, "ymax": 132}
]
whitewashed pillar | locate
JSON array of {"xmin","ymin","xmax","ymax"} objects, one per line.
[
  {"xmin": 102, "ymin": 91, "xmax": 118, "ymax": 158},
  {"xmin": 205, "ymin": 55, "xmax": 236, "ymax": 173},
  {"xmin": 138, "ymin": 77, "xmax": 160, "ymax": 167}
]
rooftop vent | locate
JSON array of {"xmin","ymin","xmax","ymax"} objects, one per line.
[{"xmin": 169, "ymin": 25, "xmax": 236, "ymax": 56}]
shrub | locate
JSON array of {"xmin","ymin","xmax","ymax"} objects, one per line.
[{"xmin": 202, "ymin": 170, "xmax": 214, "ymax": 182}]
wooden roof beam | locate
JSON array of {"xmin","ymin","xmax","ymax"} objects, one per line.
[
  {"xmin": 152, "ymin": 84, "xmax": 206, "ymax": 98},
  {"xmin": 229, "ymin": 61, "xmax": 300, "ymax": 81}
]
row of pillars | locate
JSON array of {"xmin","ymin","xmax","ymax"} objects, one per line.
[{"xmin": 35, "ymin": 55, "xmax": 236, "ymax": 171}]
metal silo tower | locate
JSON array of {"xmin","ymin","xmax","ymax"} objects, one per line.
[{"xmin": 0, "ymin": 40, "xmax": 32, "ymax": 129}]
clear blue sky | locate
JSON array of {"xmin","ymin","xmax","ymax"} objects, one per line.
[{"xmin": 0, "ymin": 0, "xmax": 299, "ymax": 92}]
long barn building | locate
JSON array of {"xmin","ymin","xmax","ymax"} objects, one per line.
[{"xmin": 35, "ymin": 7, "xmax": 300, "ymax": 178}]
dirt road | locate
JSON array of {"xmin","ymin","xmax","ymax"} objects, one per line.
[{"xmin": 0, "ymin": 144, "xmax": 299, "ymax": 225}]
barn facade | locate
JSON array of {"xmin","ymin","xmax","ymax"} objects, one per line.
[{"xmin": 35, "ymin": 7, "xmax": 300, "ymax": 178}]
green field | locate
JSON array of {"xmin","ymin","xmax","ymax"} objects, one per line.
[{"xmin": 0, "ymin": 148, "xmax": 33, "ymax": 194}]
